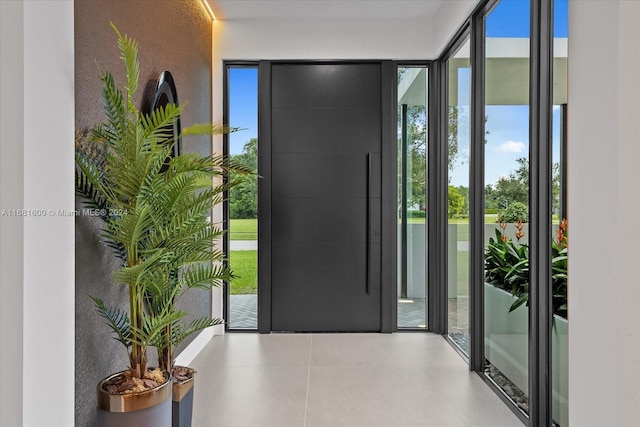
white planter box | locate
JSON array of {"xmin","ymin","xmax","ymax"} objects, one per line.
[
  {"xmin": 484, "ymin": 283, "xmax": 568, "ymax": 426},
  {"xmin": 397, "ymin": 223, "xmax": 427, "ymax": 299}
]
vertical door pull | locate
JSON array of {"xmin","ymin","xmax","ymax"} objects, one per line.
[{"xmin": 366, "ymin": 153, "xmax": 372, "ymax": 295}]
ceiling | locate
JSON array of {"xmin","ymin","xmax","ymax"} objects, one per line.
[{"xmin": 208, "ymin": 0, "xmax": 447, "ymax": 20}]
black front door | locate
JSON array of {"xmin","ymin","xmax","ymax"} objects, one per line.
[{"xmin": 263, "ymin": 62, "xmax": 384, "ymax": 332}]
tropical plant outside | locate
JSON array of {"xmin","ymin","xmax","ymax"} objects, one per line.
[
  {"xmin": 484, "ymin": 220, "xmax": 568, "ymax": 318},
  {"xmin": 75, "ymin": 23, "xmax": 251, "ymax": 382},
  {"xmin": 497, "ymin": 201, "xmax": 529, "ymax": 223},
  {"xmin": 229, "ymin": 138, "xmax": 258, "ymax": 219}
]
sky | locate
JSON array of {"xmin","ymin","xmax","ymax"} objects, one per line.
[
  {"xmin": 450, "ymin": 0, "xmax": 568, "ymax": 187},
  {"xmin": 228, "ymin": 67, "xmax": 258, "ymax": 155},
  {"xmin": 227, "ymin": 0, "xmax": 569, "ymax": 185}
]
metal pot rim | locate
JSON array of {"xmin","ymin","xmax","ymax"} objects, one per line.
[{"xmin": 97, "ymin": 369, "xmax": 171, "ymax": 413}]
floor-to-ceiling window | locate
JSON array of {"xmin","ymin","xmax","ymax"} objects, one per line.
[
  {"xmin": 225, "ymin": 64, "xmax": 259, "ymax": 330},
  {"xmin": 482, "ymin": 0, "xmax": 531, "ymax": 416},
  {"xmin": 441, "ymin": 0, "xmax": 566, "ymax": 423},
  {"xmin": 397, "ymin": 65, "xmax": 429, "ymax": 329},
  {"xmin": 446, "ymin": 38, "xmax": 471, "ymax": 355}
]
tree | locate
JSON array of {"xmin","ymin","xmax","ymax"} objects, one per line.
[
  {"xmin": 456, "ymin": 185, "xmax": 469, "ymax": 215},
  {"xmin": 398, "ymin": 68, "xmax": 469, "ymax": 213},
  {"xmin": 229, "ymin": 138, "xmax": 258, "ymax": 219},
  {"xmin": 448, "ymin": 186, "xmax": 465, "ymax": 218},
  {"xmin": 406, "ymin": 106, "xmax": 427, "ymax": 210},
  {"xmin": 403, "ymin": 105, "xmax": 467, "ymax": 210},
  {"xmin": 485, "ymin": 185, "xmax": 500, "ymax": 210},
  {"xmin": 492, "ymin": 157, "xmax": 529, "ymax": 206},
  {"xmin": 487, "ymin": 157, "xmax": 561, "ymax": 213},
  {"xmin": 448, "ymin": 105, "xmax": 470, "ymax": 172}
]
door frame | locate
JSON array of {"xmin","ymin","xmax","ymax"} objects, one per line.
[
  {"xmin": 257, "ymin": 60, "xmax": 397, "ymax": 333},
  {"xmin": 223, "ymin": 61, "xmax": 260, "ymax": 332}
]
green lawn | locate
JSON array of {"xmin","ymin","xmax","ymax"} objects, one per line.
[
  {"xmin": 228, "ymin": 249, "xmax": 467, "ymax": 297},
  {"xmin": 230, "ymin": 218, "xmax": 257, "ymax": 240},
  {"xmin": 227, "ymin": 213, "xmax": 558, "ymax": 298},
  {"xmin": 232, "ymin": 215, "xmax": 559, "ymax": 241},
  {"xmin": 229, "ymin": 250, "xmax": 257, "ymax": 295}
]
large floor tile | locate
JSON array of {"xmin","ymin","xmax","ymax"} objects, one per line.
[
  {"xmin": 190, "ymin": 365, "xmax": 309, "ymax": 426},
  {"xmin": 451, "ymin": 390, "xmax": 524, "ymax": 427},
  {"xmin": 310, "ymin": 333, "xmax": 467, "ymax": 367},
  {"xmin": 194, "ymin": 333, "xmax": 312, "ymax": 367},
  {"xmin": 187, "ymin": 333, "xmax": 524, "ymax": 427},
  {"xmin": 305, "ymin": 365, "xmax": 466, "ymax": 426},
  {"xmin": 421, "ymin": 366, "xmax": 494, "ymax": 397}
]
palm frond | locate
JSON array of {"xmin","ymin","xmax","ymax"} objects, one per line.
[
  {"xmin": 140, "ymin": 103, "xmax": 183, "ymax": 143},
  {"xmin": 129, "ymin": 310, "xmax": 186, "ymax": 349},
  {"xmin": 182, "ymin": 123, "xmax": 241, "ymax": 136},
  {"xmin": 110, "ymin": 22, "xmax": 139, "ymax": 113},
  {"xmin": 170, "ymin": 317, "xmax": 223, "ymax": 347},
  {"xmin": 179, "ymin": 263, "xmax": 231, "ymax": 291},
  {"xmin": 99, "ymin": 71, "xmax": 127, "ymax": 137},
  {"xmin": 90, "ymin": 296, "xmax": 131, "ymax": 349},
  {"xmin": 75, "ymin": 169, "xmax": 108, "ymax": 216},
  {"xmin": 111, "ymin": 248, "xmax": 169, "ymax": 287}
]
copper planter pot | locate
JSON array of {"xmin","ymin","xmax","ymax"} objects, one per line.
[{"xmin": 97, "ymin": 370, "xmax": 172, "ymax": 427}]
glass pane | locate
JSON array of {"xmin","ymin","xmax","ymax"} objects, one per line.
[
  {"xmin": 552, "ymin": 0, "xmax": 569, "ymax": 425},
  {"xmin": 227, "ymin": 67, "xmax": 258, "ymax": 329},
  {"xmin": 447, "ymin": 38, "xmax": 471, "ymax": 356},
  {"xmin": 397, "ymin": 66, "xmax": 428, "ymax": 329},
  {"xmin": 483, "ymin": 0, "xmax": 530, "ymax": 415}
]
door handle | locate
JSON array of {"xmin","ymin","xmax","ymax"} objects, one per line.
[{"xmin": 366, "ymin": 152, "xmax": 372, "ymax": 295}]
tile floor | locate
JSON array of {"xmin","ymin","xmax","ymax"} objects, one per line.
[{"xmin": 189, "ymin": 332, "xmax": 523, "ymax": 427}]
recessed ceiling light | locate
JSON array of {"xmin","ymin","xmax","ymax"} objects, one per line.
[{"xmin": 201, "ymin": 0, "xmax": 216, "ymax": 20}]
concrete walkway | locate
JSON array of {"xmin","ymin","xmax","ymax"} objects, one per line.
[
  {"xmin": 230, "ymin": 240, "xmax": 257, "ymax": 250},
  {"xmin": 228, "ymin": 295, "xmax": 464, "ymax": 331}
]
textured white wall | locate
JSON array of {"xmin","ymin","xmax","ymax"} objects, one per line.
[{"xmin": 568, "ymin": 1, "xmax": 640, "ymax": 426}]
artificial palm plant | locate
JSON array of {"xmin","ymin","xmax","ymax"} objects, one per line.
[
  {"xmin": 76, "ymin": 23, "xmax": 250, "ymax": 386},
  {"xmin": 143, "ymin": 157, "xmax": 233, "ymax": 373}
]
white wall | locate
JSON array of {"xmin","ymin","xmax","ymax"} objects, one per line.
[
  {"xmin": 211, "ymin": 2, "xmax": 476, "ymax": 131},
  {"xmin": 432, "ymin": 0, "xmax": 478, "ymax": 54},
  {"xmin": 568, "ymin": 1, "xmax": 640, "ymax": 426},
  {"xmin": 215, "ymin": 18, "xmax": 435, "ymax": 61},
  {"xmin": 1, "ymin": 2, "xmax": 25, "ymax": 426},
  {"xmin": 0, "ymin": 1, "xmax": 75, "ymax": 426}
]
